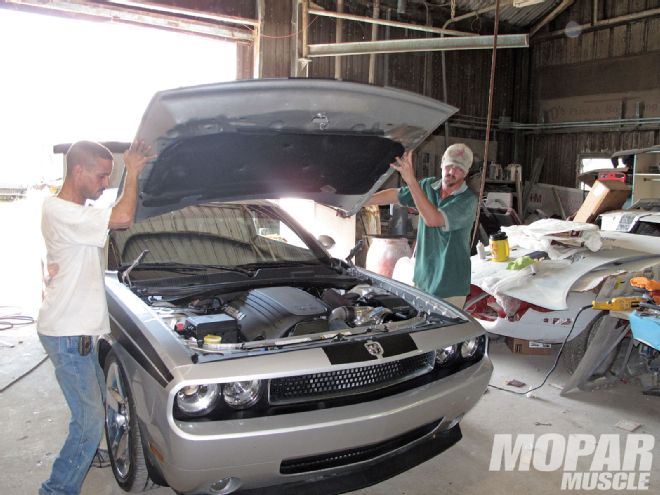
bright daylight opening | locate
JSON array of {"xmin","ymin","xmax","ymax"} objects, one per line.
[
  {"xmin": 0, "ymin": 8, "xmax": 237, "ymax": 187},
  {"xmin": 0, "ymin": 8, "xmax": 236, "ymax": 313},
  {"xmin": 578, "ymin": 157, "xmax": 615, "ymax": 190}
]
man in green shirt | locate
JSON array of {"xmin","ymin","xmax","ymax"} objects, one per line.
[{"xmin": 365, "ymin": 143, "xmax": 477, "ymax": 308}]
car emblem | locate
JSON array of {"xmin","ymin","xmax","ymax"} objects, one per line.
[{"xmin": 365, "ymin": 341, "xmax": 384, "ymax": 359}]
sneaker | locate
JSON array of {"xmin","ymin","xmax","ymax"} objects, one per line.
[{"xmin": 91, "ymin": 448, "xmax": 112, "ymax": 468}]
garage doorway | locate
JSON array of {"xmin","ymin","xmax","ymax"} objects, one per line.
[
  {"xmin": 0, "ymin": 8, "xmax": 237, "ymax": 187},
  {"xmin": 0, "ymin": 7, "xmax": 236, "ymax": 314}
]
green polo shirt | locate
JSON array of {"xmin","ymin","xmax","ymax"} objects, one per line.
[{"xmin": 397, "ymin": 178, "xmax": 477, "ymax": 298}]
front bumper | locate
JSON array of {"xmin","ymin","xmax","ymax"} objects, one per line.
[{"xmin": 151, "ymin": 355, "xmax": 493, "ymax": 494}]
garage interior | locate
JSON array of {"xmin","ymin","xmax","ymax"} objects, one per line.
[{"xmin": 0, "ymin": 1, "xmax": 659, "ymax": 494}]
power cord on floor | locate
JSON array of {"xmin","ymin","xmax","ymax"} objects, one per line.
[
  {"xmin": 0, "ymin": 314, "xmax": 36, "ymax": 331},
  {"xmin": 488, "ymin": 304, "xmax": 593, "ymax": 395}
]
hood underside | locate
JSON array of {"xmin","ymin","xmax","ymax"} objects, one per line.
[{"xmin": 133, "ymin": 79, "xmax": 457, "ymax": 220}]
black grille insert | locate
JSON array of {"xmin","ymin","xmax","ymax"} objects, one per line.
[
  {"xmin": 280, "ymin": 418, "xmax": 443, "ymax": 474},
  {"xmin": 269, "ymin": 352, "xmax": 435, "ymax": 405}
]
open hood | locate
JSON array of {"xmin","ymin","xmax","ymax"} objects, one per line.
[{"xmin": 133, "ymin": 79, "xmax": 457, "ymax": 220}]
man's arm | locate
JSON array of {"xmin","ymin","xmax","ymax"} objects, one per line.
[
  {"xmin": 391, "ymin": 151, "xmax": 445, "ymax": 228},
  {"xmin": 364, "ymin": 188, "xmax": 400, "ymax": 207},
  {"xmin": 109, "ymin": 141, "xmax": 154, "ymax": 230}
]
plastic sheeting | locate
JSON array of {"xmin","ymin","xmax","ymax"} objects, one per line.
[
  {"xmin": 501, "ymin": 219, "xmax": 602, "ymax": 260},
  {"xmin": 471, "ymin": 247, "xmax": 660, "ymax": 311}
]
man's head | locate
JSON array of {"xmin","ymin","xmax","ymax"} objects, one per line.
[
  {"xmin": 441, "ymin": 143, "xmax": 473, "ymax": 188},
  {"xmin": 64, "ymin": 141, "xmax": 114, "ymax": 202}
]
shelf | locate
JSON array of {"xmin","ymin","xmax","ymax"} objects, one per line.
[
  {"xmin": 483, "ymin": 173, "xmax": 523, "ymax": 219},
  {"xmin": 632, "ymin": 151, "xmax": 660, "ymax": 203}
]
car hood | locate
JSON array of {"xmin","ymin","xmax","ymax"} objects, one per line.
[{"xmin": 133, "ymin": 79, "xmax": 456, "ymax": 220}]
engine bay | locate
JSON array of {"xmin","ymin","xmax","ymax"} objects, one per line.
[{"xmin": 150, "ymin": 284, "xmax": 419, "ymax": 352}]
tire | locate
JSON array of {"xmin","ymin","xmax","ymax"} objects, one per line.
[
  {"xmin": 561, "ymin": 312, "xmax": 624, "ymax": 376},
  {"xmin": 104, "ymin": 351, "xmax": 157, "ymax": 492}
]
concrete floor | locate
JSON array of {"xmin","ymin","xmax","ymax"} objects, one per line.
[
  {"xmin": 1, "ymin": 195, "xmax": 659, "ymax": 494},
  {"xmin": 1, "ymin": 327, "xmax": 659, "ymax": 495}
]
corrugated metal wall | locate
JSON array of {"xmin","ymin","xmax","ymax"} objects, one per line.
[
  {"xmin": 258, "ymin": 0, "xmax": 521, "ymax": 169},
  {"xmin": 524, "ymin": 0, "xmax": 660, "ymax": 187}
]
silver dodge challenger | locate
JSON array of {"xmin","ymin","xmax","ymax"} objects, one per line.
[{"xmin": 98, "ymin": 79, "xmax": 493, "ymax": 495}]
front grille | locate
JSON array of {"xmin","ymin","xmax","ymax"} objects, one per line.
[
  {"xmin": 280, "ymin": 418, "xmax": 442, "ymax": 474},
  {"xmin": 269, "ymin": 352, "xmax": 435, "ymax": 405}
]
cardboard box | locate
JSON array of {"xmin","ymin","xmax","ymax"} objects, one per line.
[
  {"xmin": 506, "ymin": 337, "xmax": 553, "ymax": 355},
  {"xmin": 573, "ymin": 180, "xmax": 631, "ymax": 223},
  {"xmin": 485, "ymin": 192, "xmax": 513, "ymax": 208}
]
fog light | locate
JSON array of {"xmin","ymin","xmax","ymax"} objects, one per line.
[
  {"xmin": 176, "ymin": 383, "xmax": 219, "ymax": 416},
  {"xmin": 209, "ymin": 477, "xmax": 241, "ymax": 494},
  {"xmin": 435, "ymin": 344, "xmax": 457, "ymax": 366},
  {"xmin": 222, "ymin": 380, "xmax": 262, "ymax": 409}
]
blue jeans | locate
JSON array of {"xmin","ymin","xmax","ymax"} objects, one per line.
[{"xmin": 38, "ymin": 334, "xmax": 106, "ymax": 495}]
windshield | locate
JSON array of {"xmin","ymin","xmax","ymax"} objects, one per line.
[{"xmin": 109, "ymin": 202, "xmax": 321, "ymax": 270}]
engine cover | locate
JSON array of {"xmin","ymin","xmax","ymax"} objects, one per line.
[{"xmin": 226, "ymin": 287, "xmax": 328, "ymax": 341}]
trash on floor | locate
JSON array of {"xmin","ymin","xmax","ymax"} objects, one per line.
[{"xmin": 615, "ymin": 419, "xmax": 642, "ymax": 432}]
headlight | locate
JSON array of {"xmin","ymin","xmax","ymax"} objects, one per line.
[
  {"xmin": 222, "ymin": 380, "xmax": 263, "ymax": 409},
  {"xmin": 435, "ymin": 344, "xmax": 457, "ymax": 366},
  {"xmin": 435, "ymin": 335, "xmax": 486, "ymax": 369},
  {"xmin": 460, "ymin": 337, "xmax": 480, "ymax": 358},
  {"xmin": 176, "ymin": 383, "xmax": 220, "ymax": 416}
]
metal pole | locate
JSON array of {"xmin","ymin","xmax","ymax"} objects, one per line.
[
  {"xmin": 530, "ymin": 0, "xmax": 575, "ymax": 37},
  {"xmin": 291, "ymin": 0, "xmax": 299, "ymax": 76},
  {"xmin": 308, "ymin": 34, "xmax": 528, "ymax": 57},
  {"xmin": 472, "ymin": 0, "xmax": 502, "ymax": 247},
  {"xmin": 593, "ymin": 0, "xmax": 598, "ymax": 25},
  {"xmin": 310, "ymin": 8, "xmax": 469, "ymax": 37},
  {"xmin": 423, "ymin": 2, "xmax": 431, "ymax": 97},
  {"xmin": 534, "ymin": 7, "xmax": 660, "ymax": 39},
  {"xmin": 254, "ymin": 0, "xmax": 265, "ymax": 79},
  {"xmin": 369, "ymin": 0, "xmax": 380, "ymax": 84},
  {"xmin": 383, "ymin": 8, "xmax": 391, "ymax": 86},
  {"xmin": 105, "ymin": 0, "xmax": 261, "ymax": 26},
  {"xmin": 301, "ymin": 0, "xmax": 309, "ymax": 74},
  {"xmin": 335, "ymin": 0, "xmax": 343, "ymax": 80},
  {"xmin": 443, "ymin": 0, "xmax": 514, "ymax": 29}
]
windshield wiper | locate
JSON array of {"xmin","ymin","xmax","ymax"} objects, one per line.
[
  {"xmin": 238, "ymin": 260, "xmax": 322, "ymax": 270},
  {"xmin": 121, "ymin": 250, "xmax": 149, "ymax": 288},
  {"xmin": 119, "ymin": 261, "xmax": 254, "ymax": 277}
]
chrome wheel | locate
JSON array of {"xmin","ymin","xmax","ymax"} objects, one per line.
[
  {"xmin": 105, "ymin": 359, "xmax": 131, "ymax": 480},
  {"xmin": 103, "ymin": 351, "xmax": 156, "ymax": 492}
]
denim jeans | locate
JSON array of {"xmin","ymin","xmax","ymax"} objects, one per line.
[{"xmin": 38, "ymin": 334, "xmax": 106, "ymax": 495}]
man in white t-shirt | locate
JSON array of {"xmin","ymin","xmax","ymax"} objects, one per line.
[{"xmin": 37, "ymin": 140, "xmax": 152, "ymax": 495}]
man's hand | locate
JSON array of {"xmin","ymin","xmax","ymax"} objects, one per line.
[
  {"xmin": 390, "ymin": 150, "xmax": 416, "ymax": 185},
  {"xmin": 123, "ymin": 140, "xmax": 155, "ymax": 177},
  {"xmin": 109, "ymin": 140, "xmax": 156, "ymax": 230}
]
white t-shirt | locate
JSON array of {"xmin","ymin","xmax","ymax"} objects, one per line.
[{"xmin": 37, "ymin": 196, "xmax": 113, "ymax": 337}]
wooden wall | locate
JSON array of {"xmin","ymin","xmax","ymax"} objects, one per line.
[{"xmin": 522, "ymin": 0, "xmax": 660, "ymax": 187}]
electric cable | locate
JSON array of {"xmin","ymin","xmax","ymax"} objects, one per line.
[
  {"xmin": 0, "ymin": 314, "xmax": 35, "ymax": 331},
  {"xmin": 487, "ymin": 304, "xmax": 593, "ymax": 395}
]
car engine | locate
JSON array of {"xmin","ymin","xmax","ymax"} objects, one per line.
[{"xmin": 151, "ymin": 285, "xmax": 418, "ymax": 347}]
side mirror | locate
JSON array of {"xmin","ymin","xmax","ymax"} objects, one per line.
[{"xmin": 317, "ymin": 234, "xmax": 336, "ymax": 249}]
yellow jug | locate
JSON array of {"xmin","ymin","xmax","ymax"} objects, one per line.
[{"xmin": 490, "ymin": 231, "xmax": 510, "ymax": 262}]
